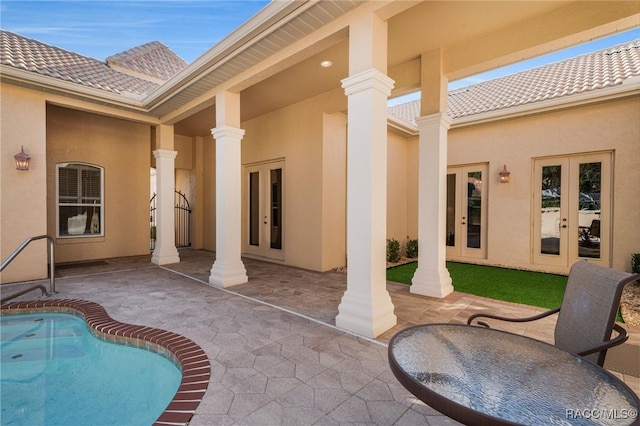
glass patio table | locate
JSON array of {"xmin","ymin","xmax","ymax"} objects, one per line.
[{"xmin": 388, "ymin": 324, "xmax": 639, "ymax": 425}]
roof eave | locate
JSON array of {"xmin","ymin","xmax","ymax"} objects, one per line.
[
  {"xmin": 143, "ymin": 0, "xmax": 315, "ymax": 110},
  {"xmin": 387, "ymin": 114, "xmax": 419, "ymax": 136},
  {"xmin": 1, "ymin": 65, "xmax": 148, "ymax": 111},
  {"xmin": 451, "ymin": 77, "xmax": 640, "ymax": 128},
  {"xmin": 387, "ymin": 77, "xmax": 640, "ymax": 136}
]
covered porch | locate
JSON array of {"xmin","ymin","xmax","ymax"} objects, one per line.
[{"xmin": 148, "ymin": 0, "xmax": 639, "ymax": 339}]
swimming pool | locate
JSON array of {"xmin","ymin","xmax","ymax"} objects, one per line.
[
  {"xmin": 0, "ymin": 300, "xmax": 210, "ymax": 426},
  {"xmin": 1, "ymin": 312, "xmax": 180, "ymax": 425}
]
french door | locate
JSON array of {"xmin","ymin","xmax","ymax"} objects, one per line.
[
  {"xmin": 243, "ymin": 160, "xmax": 285, "ymax": 261},
  {"xmin": 446, "ymin": 164, "xmax": 488, "ymax": 259},
  {"xmin": 533, "ymin": 153, "xmax": 611, "ymax": 267}
]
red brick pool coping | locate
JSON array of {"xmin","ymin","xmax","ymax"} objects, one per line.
[{"xmin": 0, "ymin": 299, "xmax": 210, "ymax": 426}]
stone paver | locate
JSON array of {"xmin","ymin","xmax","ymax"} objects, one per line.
[{"xmin": 2, "ymin": 249, "xmax": 638, "ymax": 424}]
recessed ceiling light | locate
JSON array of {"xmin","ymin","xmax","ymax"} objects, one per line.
[{"xmin": 320, "ymin": 60, "xmax": 333, "ymax": 68}]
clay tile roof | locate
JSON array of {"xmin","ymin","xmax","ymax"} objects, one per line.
[
  {"xmin": 389, "ymin": 38, "xmax": 640, "ymax": 124},
  {"xmin": 0, "ymin": 30, "xmax": 161, "ymax": 97},
  {"xmin": 106, "ymin": 41, "xmax": 187, "ymax": 81}
]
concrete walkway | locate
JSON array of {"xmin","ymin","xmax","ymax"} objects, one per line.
[{"xmin": 4, "ymin": 249, "xmax": 638, "ymax": 424}]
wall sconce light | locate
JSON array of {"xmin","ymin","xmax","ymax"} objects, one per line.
[
  {"xmin": 14, "ymin": 146, "xmax": 31, "ymax": 171},
  {"xmin": 499, "ymin": 164, "xmax": 511, "ymax": 183}
]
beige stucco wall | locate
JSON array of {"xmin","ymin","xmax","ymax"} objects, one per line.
[
  {"xmin": 321, "ymin": 112, "xmax": 347, "ymax": 270},
  {"xmin": 0, "ymin": 84, "xmax": 49, "ymax": 283},
  {"xmin": 175, "ymin": 135, "xmax": 195, "ymax": 246},
  {"xmin": 174, "ymin": 134, "xmax": 193, "ymax": 170},
  {"xmin": 405, "ymin": 138, "xmax": 419, "ymax": 242},
  {"xmin": 387, "ymin": 131, "xmax": 410, "ymax": 251},
  {"xmin": 172, "ymin": 134, "xmax": 212, "ymax": 251},
  {"xmin": 202, "ymin": 137, "xmax": 217, "ymax": 251},
  {"xmin": 4, "ymin": 83, "xmax": 634, "ymax": 284},
  {"xmin": 46, "ymin": 104, "xmax": 151, "ymax": 263},
  {"xmin": 241, "ymin": 88, "xmax": 346, "ymax": 271},
  {"xmin": 445, "ymin": 95, "xmax": 640, "ymax": 273},
  {"xmin": 611, "ymin": 98, "xmax": 640, "ymax": 272}
]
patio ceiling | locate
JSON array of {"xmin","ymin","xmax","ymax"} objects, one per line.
[
  {"xmin": 169, "ymin": 1, "xmax": 639, "ymax": 137},
  {"xmin": 174, "ymin": 37, "xmax": 350, "ymax": 136},
  {"xmin": 387, "ymin": 1, "xmax": 640, "ymax": 91},
  {"xmin": 148, "ymin": 1, "xmax": 362, "ymax": 120}
]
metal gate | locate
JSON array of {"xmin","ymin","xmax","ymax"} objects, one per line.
[{"xmin": 150, "ymin": 190, "xmax": 192, "ymax": 251}]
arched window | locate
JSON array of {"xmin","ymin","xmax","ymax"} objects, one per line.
[{"xmin": 56, "ymin": 163, "xmax": 104, "ymax": 237}]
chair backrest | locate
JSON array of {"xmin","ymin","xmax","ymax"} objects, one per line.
[
  {"xmin": 590, "ymin": 219, "xmax": 601, "ymax": 238},
  {"xmin": 554, "ymin": 260, "xmax": 637, "ymax": 365}
]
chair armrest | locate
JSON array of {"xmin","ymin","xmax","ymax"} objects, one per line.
[
  {"xmin": 576, "ymin": 323, "xmax": 629, "ymax": 357},
  {"xmin": 467, "ymin": 307, "xmax": 561, "ymax": 327}
]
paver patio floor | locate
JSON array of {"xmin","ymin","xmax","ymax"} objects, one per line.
[{"xmin": 3, "ymin": 249, "xmax": 638, "ymax": 424}]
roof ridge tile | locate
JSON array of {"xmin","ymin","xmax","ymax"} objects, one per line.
[{"xmin": 1, "ymin": 30, "xmax": 169, "ymax": 97}]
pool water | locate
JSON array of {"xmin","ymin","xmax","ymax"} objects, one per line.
[{"xmin": 1, "ymin": 313, "xmax": 181, "ymax": 425}]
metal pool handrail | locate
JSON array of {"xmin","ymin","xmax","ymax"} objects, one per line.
[{"xmin": 1, "ymin": 235, "xmax": 57, "ymax": 303}]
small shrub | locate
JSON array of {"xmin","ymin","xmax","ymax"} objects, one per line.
[
  {"xmin": 387, "ymin": 238, "xmax": 401, "ymax": 263},
  {"xmin": 406, "ymin": 238, "xmax": 418, "ymax": 258}
]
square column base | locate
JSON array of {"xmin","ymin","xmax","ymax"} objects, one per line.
[
  {"xmin": 209, "ymin": 260, "xmax": 248, "ymax": 288},
  {"xmin": 411, "ymin": 266, "xmax": 453, "ymax": 298},
  {"xmin": 151, "ymin": 249, "xmax": 180, "ymax": 266},
  {"xmin": 336, "ymin": 290, "xmax": 397, "ymax": 338}
]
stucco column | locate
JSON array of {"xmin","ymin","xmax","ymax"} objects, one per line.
[
  {"xmin": 410, "ymin": 113, "xmax": 454, "ymax": 297},
  {"xmin": 336, "ymin": 68, "xmax": 397, "ymax": 338},
  {"xmin": 151, "ymin": 147, "xmax": 180, "ymax": 265},
  {"xmin": 209, "ymin": 91, "xmax": 247, "ymax": 288}
]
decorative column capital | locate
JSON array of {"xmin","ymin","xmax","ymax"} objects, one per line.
[
  {"xmin": 211, "ymin": 125, "xmax": 246, "ymax": 141},
  {"xmin": 415, "ymin": 112, "xmax": 452, "ymax": 130},
  {"xmin": 152, "ymin": 149, "xmax": 178, "ymax": 159},
  {"xmin": 341, "ymin": 68, "xmax": 395, "ymax": 97}
]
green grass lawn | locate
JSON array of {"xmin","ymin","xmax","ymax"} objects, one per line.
[{"xmin": 387, "ymin": 261, "xmax": 567, "ymax": 309}]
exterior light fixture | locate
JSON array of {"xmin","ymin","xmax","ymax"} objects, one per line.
[
  {"xmin": 499, "ymin": 164, "xmax": 511, "ymax": 183},
  {"xmin": 14, "ymin": 146, "xmax": 31, "ymax": 170},
  {"xmin": 320, "ymin": 60, "xmax": 333, "ymax": 68}
]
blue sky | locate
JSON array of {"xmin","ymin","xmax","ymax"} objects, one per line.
[
  {"xmin": 1, "ymin": 1, "xmax": 638, "ymax": 96},
  {"xmin": 0, "ymin": 1, "xmax": 270, "ymax": 63}
]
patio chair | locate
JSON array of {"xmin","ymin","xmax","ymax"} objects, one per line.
[
  {"xmin": 580, "ymin": 219, "xmax": 601, "ymax": 247},
  {"xmin": 467, "ymin": 260, "xmax": 640, "ymax": 366}
]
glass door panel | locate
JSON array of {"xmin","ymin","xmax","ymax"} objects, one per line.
[
  {"xmin": 249, "ymin": 172, "xmax": 260, "ymax": 247},
  {"xmin": 243, "ymin": 160, "xmax": 285, "ymax": 260},
  {"xmin": 466, "ymin": 171, "xmax": 483, "ymax": 249},
  {"xmin": 577, "ymin": 162, "xmax": 601, "ymax": 259},
  {"xmin": 540, "ymin": 164, "xmax": 564, "ymax": 257},
  {"xmin": 270, "ymin": 168, "xmax": 282, "ymax": 250},
  {"xmin": 446, "ymin": 174, "xmax": 456, "ymax": 247},
  {"xmin": 446, "ymin": 164, "xmax": 487, "ymax": 259}
]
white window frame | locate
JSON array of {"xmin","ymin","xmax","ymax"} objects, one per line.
[{"xmin": 56, "ymin": 162, "xmax": 104, "ymax": 238}]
